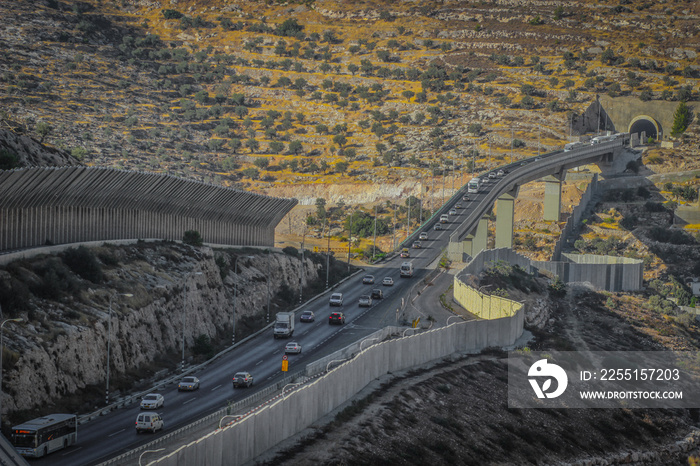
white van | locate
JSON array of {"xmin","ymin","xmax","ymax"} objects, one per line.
[{"xmin": 135, "ymin": 412, "xmax": 164, "ymax": 433}]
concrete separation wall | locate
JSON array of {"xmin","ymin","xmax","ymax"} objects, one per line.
[
  {"xmin": 0, "ymin": 167, "xmax": 297, "ymax": 251},
  {"xmin": 150, "ymin": 314, "xmax": 522, "ymax": 466},
  {"xmin": 533, "ymin": 253, "xmax": 643, "ymax": 292},
  {"xmin": 552, "ymin": 173, "xmax": 601, "ymax": 261}
]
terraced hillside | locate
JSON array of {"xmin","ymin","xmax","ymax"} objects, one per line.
[{"xmin": 1, "ymin": 0, "xmax": 699, "ymax": 260}]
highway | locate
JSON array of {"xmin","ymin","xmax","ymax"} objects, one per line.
[
  {"xmin": 34, "ymin": 205, "xmax": 471, "ymax": 466},
  {"xmin": 29, "ymin": 139, "xmax": 624, "ymax": 465}
]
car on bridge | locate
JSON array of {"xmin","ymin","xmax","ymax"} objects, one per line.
[
  {"xmin": 454, "ymin": 203, "xmax": 462, "ymax": 209},
  {"xmin": 178, "ymin": 377, "xmax": 200, "ymax": 391},
  {"xmin": 462, "ymin": 195, "xmax": 470, "ymax": 201},
  {"xmin": 497, "ymin": 169, "xmax": 506, "ymax": 177},
  {"xmin": 140, "ymin": 393, "xmax": 164, "ymax": 410},
  {"xmin": 232, "ymin": 372, "xmax": 254, "ymax": 388},
  {"xmin": 329, "ymin": 312, "xmax": 346, "ymax": 325},
  {"xmin": 449, "ymin": 208, "xmax": 457, "ymax": 216},
  {"xmin": 412, "ymin": 241, "xmax": 421, "ymax": 249},
  {"xmin": 284, "ymin": 342, "xmax": 302, "ymax": 354},
  {"xmin": 433, "ymin": 223, "xmax": 442, "ymax": 231},
  {"xmin": 400, "ymin": 248, "xmax": 410, "ymax": 258},
  {"xmin": 419, "ymin": 232, "xmax": 429, "ymax": 240},
  {"xmin": 300, "ymin": 310, "xmax": 315, "ymax": 322},
  {"xmin": 488, "ymin": 172, "xmax": 497, "ymax": 179}
]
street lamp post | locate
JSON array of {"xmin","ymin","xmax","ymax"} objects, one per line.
[
  {"xmin": 266, "ymin": 248, "xmax": 271, "ymax": 324},
  {"xmin": 182, "ymin": 272, "xmax": 202, "ymax": 373},
  {"xmin": 325, "ymin": 219, "xmax": 331, "ymax": 289},
  {"xmin": 372, "ymin": 204, "xmax": 377, "ymax": 261},
  {"xmin": 0, "ymin": 314, "xmax": 23, "ymax": 422},
  {"xmin": 232, "ymin": 256, "xmax": 253, "ymax": 346},
  {"xmin": 107, "ymin": 293, "xmax": 132, "ymax": 404}
]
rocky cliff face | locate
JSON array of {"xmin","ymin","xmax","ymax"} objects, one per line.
[
  {"xmin": 1, "ymin": 242, "xmax": 320, "ymax": 415},
  {"xmin": 0, "ymin": 127, "xmax": 79, "ymax": 167}
]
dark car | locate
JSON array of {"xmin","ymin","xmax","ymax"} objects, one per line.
[
  {"xmin": 370, "ymin": 289, "xmax": 384, "ymax": 300},
  {"xmin": 300, "ymin": 310, "xmax": 315, "ymax": 322},
  {"xmin": 362, "ymin": 275, "xmax": 375, "ymax": 284},
  {"xmin": 329, "ymin": 312, "xmax": 346, "ymax": 325}
]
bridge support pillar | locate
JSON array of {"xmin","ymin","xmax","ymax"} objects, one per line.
[
  {"xmin": 543, "ymin": 173, "xmax": 565, "ymax": 222},
  {"xmin": 495, "ymin": 188, "xmax": 518, "ymax": 249},
  {"xmin": 446, "ymin": 240, "xmax": 463, "ymax": 262},
  {"xmin": 462, "ymin": 216, "xmax": 488, "ymax": 257}
]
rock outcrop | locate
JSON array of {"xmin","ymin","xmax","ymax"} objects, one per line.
[{"xmin": 1, "ymin": 242, "xmax": 320, "ymax": 415}]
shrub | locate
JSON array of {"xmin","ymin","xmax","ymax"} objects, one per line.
[
  {"xmin": 0, "ymin": 149, "xmax": 20, "ymax": 170},
  {"xmin": 63, "ymin": 246, "xmax": 103, "ymax": 283},
  {"xmin": 183, "ymin": 230, "xmax": 203, "ymax": 246}
]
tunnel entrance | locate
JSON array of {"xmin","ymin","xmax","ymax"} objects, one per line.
[{"xmin": 629, "ymin": 116, "xmax": 660, "ymax": 140}]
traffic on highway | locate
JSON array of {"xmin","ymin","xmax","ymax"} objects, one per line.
[{"xmin": 29, "ymin": 139, "xmax": 623, "ymax": 465}]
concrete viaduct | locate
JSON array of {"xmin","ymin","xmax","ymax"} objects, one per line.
[
  {"xmin": 446, "ymin": 138, "xmax": 626, "ymax": 261},
  {"xmin": 0, "ymin": 167, "xmax": 297, "ymax": 252}
]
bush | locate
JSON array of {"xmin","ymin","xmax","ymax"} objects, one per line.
[
  {"xmin": 0, "ymin": 149, "xmax": 20, "ymax": 170},
  {"xmin": 183, "ymin": 230, "xmax": 203, "ymax": 246},
  {"xmin": 282, "ymin": 246, "xmax": 299, "ymax": 257},
  {"xmin": 192, "ymin": 334, "xmax": 215, "ymax": 358},
  {"xmin": 63, "ymin": 246, "xmax": 103, "ymax": 283}
]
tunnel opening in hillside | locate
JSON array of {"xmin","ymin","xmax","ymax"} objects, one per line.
[{"xmin": 629, "ymin": 116, "xmax": 660, "ymax": 140}]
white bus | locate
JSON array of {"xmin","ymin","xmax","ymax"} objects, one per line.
[
  {"xmin": 467, "ymin": 177, "xmax": 481, "ymax": 193},
  {"xmin": 590, "ymin": 135, "xmax": 615, "ymax": 144},
  {"xmin": 11, "ymin": 414, "xmax": 77, "ymax": 458}
]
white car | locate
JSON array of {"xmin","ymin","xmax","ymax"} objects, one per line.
[
  {"xmin": 358, "ymin": 295, "xmax": 373, "ymax": 307},
  {"xmin": 419, "ymin": 232, "xmax": 428, "ymax": 240},
  {"xmin": 497, "ymin": 169, "xmax": 505, "ymax": 177},
  {"xmin": 140, "ymin": 393, "xmax": 164, "ymax": 410},
  {"xmin": 382, "ymin": 277, "xmax": 394, "ymax": 286},
  {"xmin": 449, "ymin": 209, "xmax": 457, "ymax": 216},
  {"xmin": 329, "ymin": 292, "xmax": 344, "ymax": 306},
  {"xmin": 284, "ymin": 342, "xmax": 302, "ymax": 354},
  {"xmin": 178, "ymin": 376, "xmax": 200, "ymax": 391},
  {"xmin": 135, "ymin": 412, "xmax": 164, "ymax": 434}
]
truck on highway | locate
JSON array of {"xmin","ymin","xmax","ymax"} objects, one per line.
[
  {"xmin": 400, "ymin": 261, "xmax": 414, "ymax": 278},
  {"xmin": 273, "ymin": 312, "xmax": 295, "ymax": 338}
]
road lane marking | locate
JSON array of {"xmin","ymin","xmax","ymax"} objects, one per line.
[
  {"xmin": 62, "ymin": 447, "xmax": 82, "ymax": 456},
  {"xmin": 255, "ymin": 359, "xmax": 264, "ymax": 366},
  {"xmin": 183, "ymin": 397, "xmax": 197, "ymax": 405},
  {"xmin": 272, "ymin": 350, "xmax": 279, "ymax": 355},
  {"xmin": 108, "ymin": 429, "xmax": 125, "ymax": 438},
  {"xmin": 211, "ymin": 384, "xmax": 222, "ymax": 391}
]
